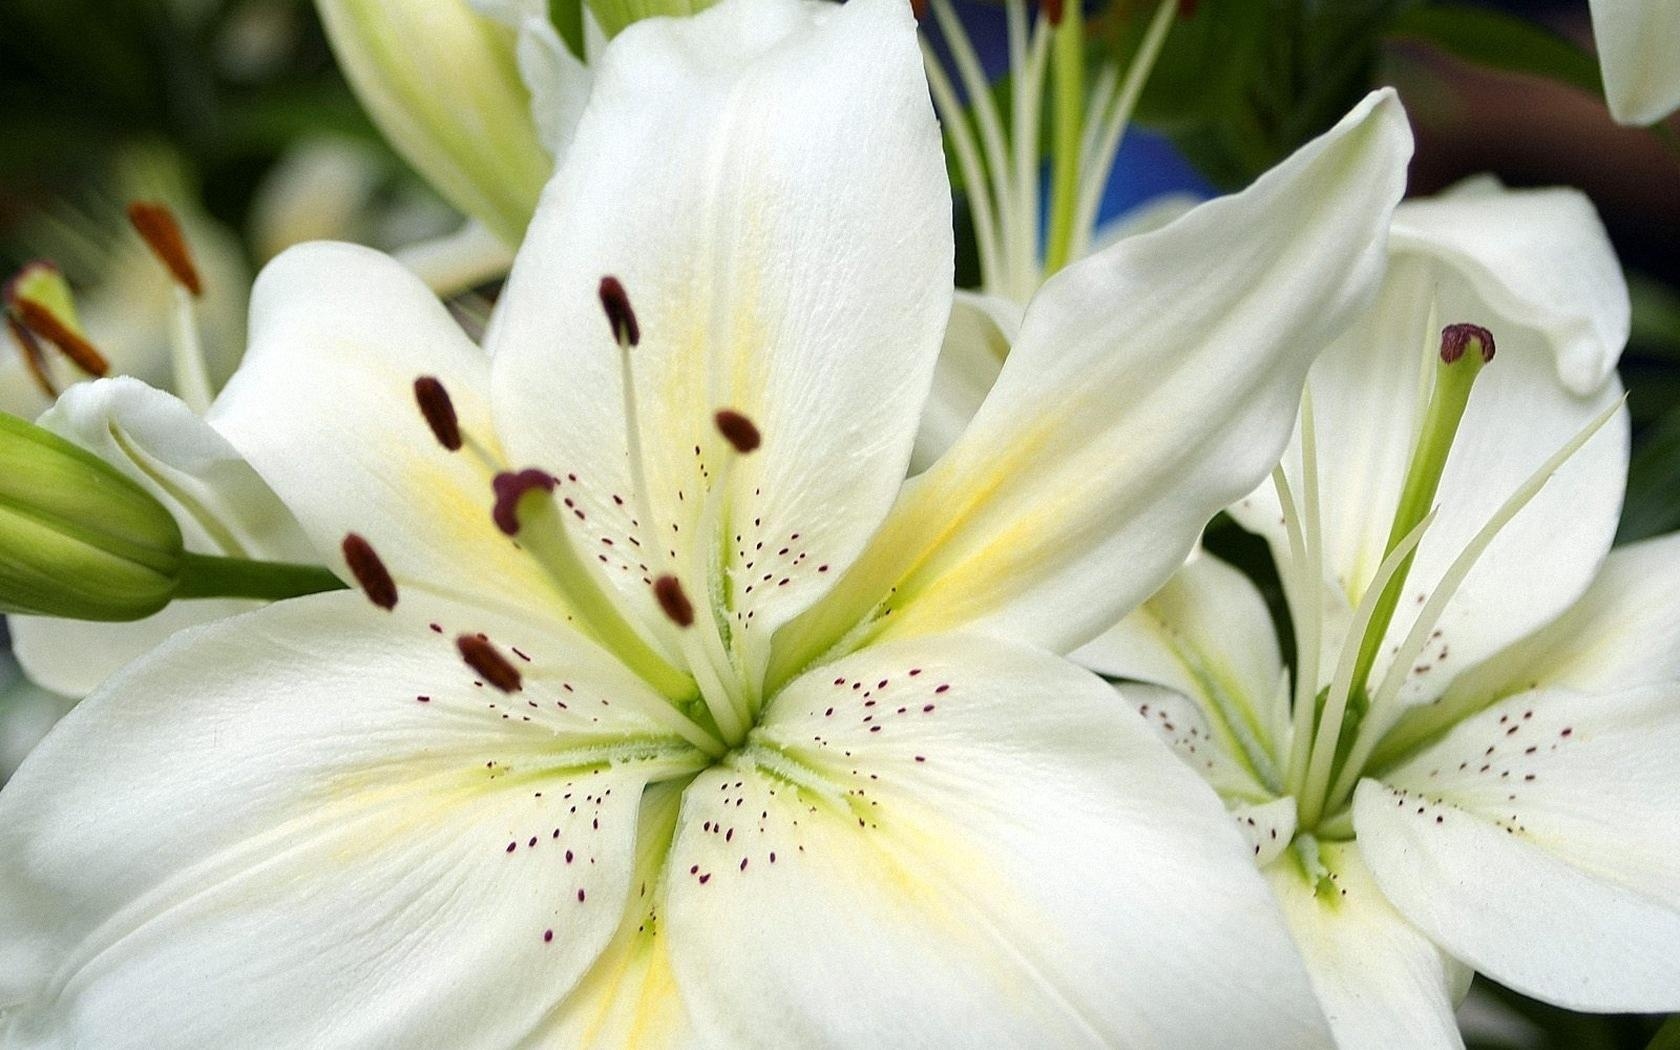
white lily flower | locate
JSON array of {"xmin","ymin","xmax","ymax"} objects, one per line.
[
  {"xmin": 1077, "ymin": 179, "xmax": 1678, "ymax": 1047},
  {"xmin": 1589, "ymin": 0, "xmax": 1680, "ymax": 125},
  {"xmin": 0, "ymin": 0, "xmax": 1411, "ymax": 1042}
]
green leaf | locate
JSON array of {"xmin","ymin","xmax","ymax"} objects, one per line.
[
  {"xmin": 1386, "ymin": 4, "xmax": 1603, "ymax": 99},
  {"xmin": 1620, "ymin": 404, "xmax": 1680, "ymax": 544},
  {"xmin": 1649, "ymin": 1016, "xmax": 1680, "ymax": 1050}
]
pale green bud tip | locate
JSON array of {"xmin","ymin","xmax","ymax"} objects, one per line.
[
  {"xmin": 0, "ymin": 413, "xmax": 184, "ymax": 621},
  {"xmin": 5, "ymin": 261, "xmax": 109, "ymax": 393}
]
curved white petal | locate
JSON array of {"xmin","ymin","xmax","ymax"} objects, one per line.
[
  {"xmin": 909, "ymin": 291, "xmax": 1019, "ymax": 474},
  {"xmin": 11, "ymin": 378, "xmax": 314, "ymax": 695},
  {"xmin": 1355, "ymin": 683, "xmax": 1680, "ymax": 1011},
  {"xmin": 212, "ymin": 242, "xmax": 559, "ymax": 621},
  {"xmin": 1115, "ymin": 681, "xmax": 1274, "ymax": 808},
  {"xmin": 663, "ymin": 634, "xmax": 1331, "ymax": 1047},
  {"xmin": 488, "ymin": 0, "xmax": 952, "ymax": 662},
  {"xmin": 0, "ymin": 591, "xmax": 704, "ymax": 1047},
  {"xmin": 1590, "ymin": 0, "xmax": 1680, "ymax": 125},
  {"xmin": 1075, "ymin": 549, "xmax": 1291, "ymax": 788},
  {"xmin": 1391, "ymin": 183, "xmax": 1629, "ymax": 395},
  {"xmin": 1232, "ymin": 217, "xmax": 1630, "ymax": 706},
  {"xmin": 776, "ymin": 89, "xmax": 1411, "ymax": 673},
  {"xmin": 1443, "ymin": 531, "xmax": 1680, "ymax": 704},
  {"xmin": 1267, "ymin": 839, "xmax": 1465, "ymax": 1050}
]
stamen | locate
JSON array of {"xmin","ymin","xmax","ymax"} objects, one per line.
[
  {"xmin": 126, "ymin": 202, "xmax": 202, "ymax": 296},
  {"xmin": 598, "ymin": 276, "xmax": 639, "ymax": 348},
  {"xmin": 4, "ymin": 315, "xmax": 57, "ymax": 396},
  {"xmin": 1043, "ymin": 0, "xmax": 1065, "ymax": 26},
  {"xmin": 413, "ymin": 376, "xmax": 463, "ymax": 451},
  {"xmin": 458, "ymin": 634, "xmax": 522, "ymax": 692},
  {"xmin": 713, "ymin": 410, "xmax": 761, "ymax": 454},
  {"xmin": 341, "ymin": 533, "xmax": 398, "ymax": 610},
  {"xmin": 492, "ymin": 469, "xmax": 557, "ymax": 536},
  {"xmin": 654, "ymin": 574, "xmax": 695, "ymax": 627},
  {"xmin": 5, "ymin": 265, "xmax": 109, "ymax": 378}
]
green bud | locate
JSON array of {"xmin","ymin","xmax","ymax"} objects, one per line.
[
  {"xmin": 314, "ymin": 0, "xmax": 551, "ymax": 246},
  {"xmin": 0, "ymin": 412, "xmax": 183, "ymax": 621}
]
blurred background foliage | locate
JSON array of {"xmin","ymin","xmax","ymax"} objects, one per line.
[{"xmin": 0, "ymin": 0, "xmax": 1676, "ymax": 1045}]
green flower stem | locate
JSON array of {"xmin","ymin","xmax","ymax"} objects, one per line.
[
  {"xmin": 1042, "ymin": 2, "xmax": 1085, "ymax": 278},
  {"xmin": 174, "ymin": 553, "xmax": 347, "ymax": 603},
  {"xmin": 1347, "ymin": 329, "xmax": 1491, "ymax": 714}
]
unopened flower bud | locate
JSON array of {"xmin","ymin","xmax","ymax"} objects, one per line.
[
  {"xmin": 313, "ymin": 0, "xmax": 551, "ymax": 246},
  {"xmin": 0, "ymin": 412, "xmax": 183, "ymax": 621}
]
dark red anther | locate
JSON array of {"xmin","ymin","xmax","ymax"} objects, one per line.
[
  {"xmin": 342, "ymin": 533, "xmax": 398, "ymax": 610},
  {"xmin": 1440, "ymin": 323, "xmax": 1496, "ymax": 364},
  {"xmin": 1044, "ymin": 0, "xmax": 1064, "ymax": 25},
  {"xmin": 492, "ymin": 468, "xmax": 557, "ymax": 535},
  {"xmin": 598, "ymin": 276, "xmax": 640, "ymax": 347},
  {"xmin": 126, "ymin": 202, "xmax": 202, "ymax": 296},
  {"xmin": 653, "ymin": 574, "xmax": 695, "ymax": 627},
  {"xmin": 714, "ymin": 409, "xmax": 761, "ymax": 454},
  {"xmin": 413, "ymin": 376, "xmax": 462, "ymax": 451},
  {"xmin": 458, "ymin": 634, "xmax": 523, "ymax": 692}
]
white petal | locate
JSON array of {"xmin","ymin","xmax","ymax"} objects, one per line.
[
  {"xmin": 1355, "ymin": 683, "xmax": 1680, "ymax": 1011},
  {"xmin": 0, "ymin": 656, "xmax": 75, "ymax": 782},
  {"xmin": 1231, "ymin": 197, "xmax": 1631, "ymax": 706},
  {"xmin": 1590, "ymin": 0, "xmax": 1680, "ymax": 125},
  {"xmin": 0, "ymin": 591, "xmax": 704, "ymax": 1047},
  {"xmin": 1267, "ymin": 839, "xmax": 1465, "ymax": 1050},
  {"xmin": 776, "ymin": 89, "xmax": 1411, "ymax": 670},
  {"xmin": 1443, "ymin": 531, "xmax": 1680, "ymax": 703},
  {"xmin": 488, "ymin": 0, "xmax": 953, "ymax": 659},
  {"xmin": 11, "ymin": 378, "xmax": 314, "ymax": 695},
  {"xmin": 663, "ymin": 634, "xmax": 1331, "ymax": 1047},
  {"xmin": 1115, "ymin": 681, "xmax": 1273, "ymax": 808},
  {"xmin": 212, "ymin": 242, "xmax": 559, "ymax": 620},
  {"xmin": 470, "ymin": 0, "xmax": 593, "ymax": 158},
  {"xmin": 1391, "ymin": 183, "xmax": 1629, "ymax": 395},
  {"xmin": 1075, "ymin": 549, "xmax": 1291, "ymax": 787},
  {"xmin": 909, "ymin": 291, "xmax": 1019, "ymax": 474}
]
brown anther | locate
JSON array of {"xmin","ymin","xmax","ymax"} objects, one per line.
[
  {"xmin": 653, "ymin": 574, "xmax": 695, "ymax": 627},
  {"xmin": 598, "ymin": 276, "xmax": 640, "ymax": 347},
  {"xmin": 413, "ymin": 376, "xmax": 462, "ymax": 451},
  {"xmin": 714, "ymin": 409, "xmax": 761, "ymax": 454},
  {"xmin": 492, "ymin": 468, "xmax": 557, "ymax": 536},
  {"xmin": 1044, "ymin": 0, "xmax": 1064, "ymax": 26},
  {"xmin": 1440, "ymin": 323, "xmax": 1496, "ymax": 364},
  {"xmin": 342, "ymin": 532, "xmax": 398, "ymax": 610},
  {"xmin": 1178, "ymin": 0, "xmax": 1199, "ymax": 16},
  {"xmin": 5, "ymin": 315, "xmax": 59, "ymax": 397},
  {"xmin": 9, "ymin": 298, "xmax": 108, "ymax": 377},
  {"xmin": 458, "ymin": 634, "xmax": 523, "ymax": 692},
  {"xmin": 126, "ymin": 201, "xmax": 202, "ymax": 296}
]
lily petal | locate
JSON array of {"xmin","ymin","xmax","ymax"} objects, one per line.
[
  {"xmin": 1268, "ymin": 839, "xmax": 1466, "ymax": 1050},
  {"xmin": 774, "ymin": 89, "xmax": 1410, "ymax": 677},
  {"xmin": 0, "ymin": 591, "xmax": 703, "ymax": 1047},
  {"xmin": 11, "ymin": 377, "xmax": 314, "ymax": 695},
  {"xmin": 468, "ymin": 0, "xmax": 593, "ymax": 158},
  {"xmin": 1354, "ymin": 683, "xmax": 1680, "ymax": 1011},
  {"xmin": 1590, "ymin": 0, "xmax": 1680, "ymax": 125},
  {"xmin": 212, "ymin": 242, "xmax": 560, "ymax": 621},
  {"xmin": 488, "ymin": 0, "xmax": 952, "ymax": 659},
  {"xmin": 663, "ymin": 634, "xmax": 1332, "ymax": 1047},
  {"xmin": 909, "ymin": 291, "xmax": 1020, "ymax": 474},
  {"xmin": 1075, "ymin": 549, "xmax": 1291, "ymax": 789},
  {"xmin": 1441, "ymin": 531, "xmax": 1680, "ymax": 704},
  {"xmin": 1230, "ymin": 193, "xmax": 1631, "ymax": 706}
]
